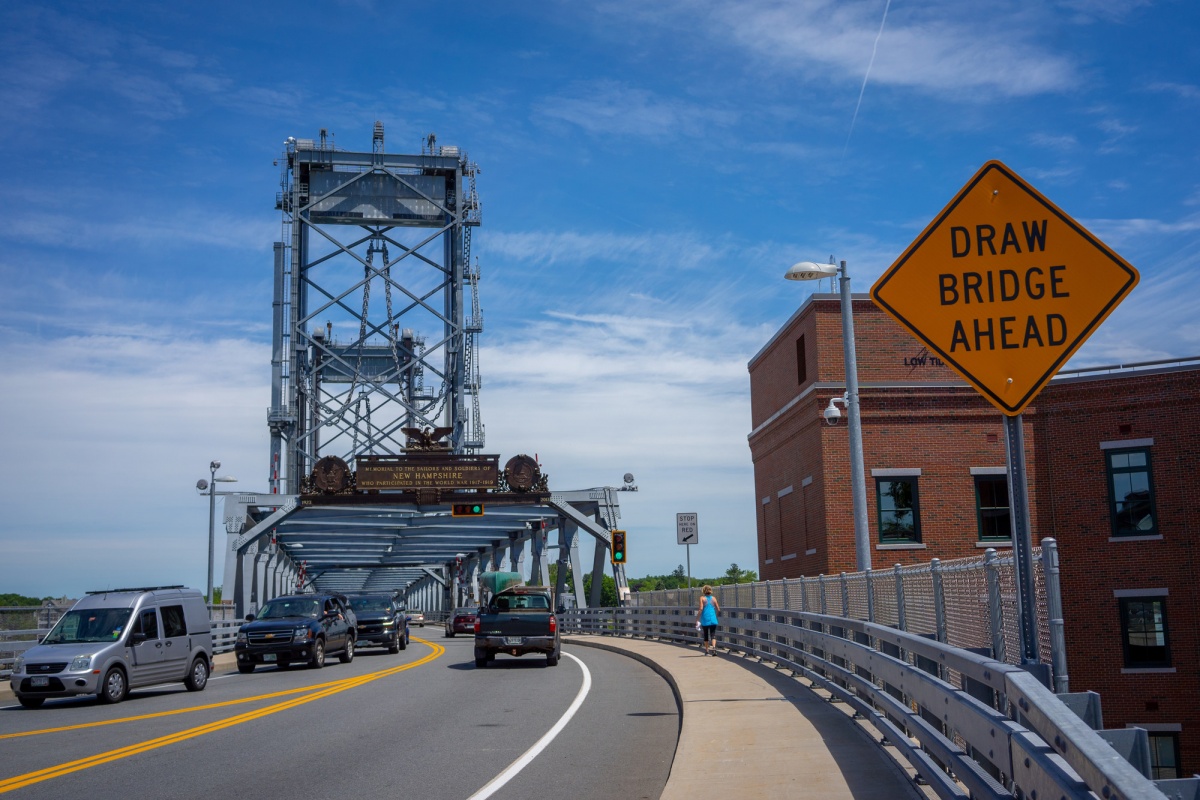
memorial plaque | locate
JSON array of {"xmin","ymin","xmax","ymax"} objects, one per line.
[{"xmin": 356, "ymin": 455, "xmax": 499, "ymax": 490}]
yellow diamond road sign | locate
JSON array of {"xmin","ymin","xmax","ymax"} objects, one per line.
[{"xmin": 871, "ymin": 160, "xmax": 1139, "ymax": 416}]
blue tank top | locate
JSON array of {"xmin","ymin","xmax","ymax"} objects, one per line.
[{"xmin": 700, "ymin": 596, "xmax": 718, "ymax": 626}]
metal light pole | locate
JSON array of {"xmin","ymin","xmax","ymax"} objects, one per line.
[
  {"xmin": 197, "ymin": 462, "xmax": 237, "ymax": 605},
  {"xmin": 785, "ymin": 259, "xmax": 873, "ymax": 616}
]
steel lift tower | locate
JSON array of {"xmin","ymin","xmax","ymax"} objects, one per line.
[{"xmin": 269, "ymin": 123, "xmax": 483, "ymax": 492}]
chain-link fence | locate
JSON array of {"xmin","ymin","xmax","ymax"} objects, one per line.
[{"xmin": 629, "ymin": 541, "xmax": 1062, "ymax": 686}]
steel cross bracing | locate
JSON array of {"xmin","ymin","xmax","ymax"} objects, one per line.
[
  {"xmin": 222, "ymin": 489, "xmax": 630, "ymax": 617},
  {"xmin": 269, "ymin": 123, "xmax": 484, "ymax": 496}
]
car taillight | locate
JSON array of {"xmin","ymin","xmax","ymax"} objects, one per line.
[
  {"xmin": 473, "ymin": 619, "xmax": 480, "ymax": 633},
  {"xmin": 549, "ymin": 615, "xmax": 557, "ymax": 634}
]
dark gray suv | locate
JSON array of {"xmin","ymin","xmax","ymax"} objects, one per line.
[
  {"xmin": 345, "ymin": 594, "xmax": 408, "ymax": 653},
  {"xmin": 234, "ymin": 594, "xmax": 357, "ymax": 672}
]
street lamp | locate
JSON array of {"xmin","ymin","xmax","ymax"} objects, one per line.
[
  {"xmin": 196, "ymin": 460, "xmax": 238, "ymax": 605},
  {"xmin": 785, "ymin": 259, "xmax": 873, "ymax": 587}
]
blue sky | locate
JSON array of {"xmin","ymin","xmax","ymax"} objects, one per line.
[{"xmin": 2, "ymin": 0, "xmax": 1198, "ymax": 599}]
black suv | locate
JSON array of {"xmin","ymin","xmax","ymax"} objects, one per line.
[
  {"xmin": 235, "ymin": 594, "xmax": 357, "ymax": 672},
  {"xmin": 345, "ymin": 594, "xmax": 408, "ymax": 653}
]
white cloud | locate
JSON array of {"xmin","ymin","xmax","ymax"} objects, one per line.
[
  {"xmin": 4, "ymin": 208, "xmax": 276, "ymax": 253},
  {"xmin": 0, "ymin": 330, "xmax": 270, "ymax": 598},
  {"xmin": 537, "ymin": 80, "xmax": 737, "ymax": 140},
  {"xmin": 683, "ymin": 0, "xmax": 1078, "ymax": 97},
  {"xmin": 479, "ymin": 308, "xmax": 761, "ymax": 576}
]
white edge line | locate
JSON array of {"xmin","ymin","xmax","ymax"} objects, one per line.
[{"xmin": 467, "ymin": 651, "xmax": 592, "ymax": 800}]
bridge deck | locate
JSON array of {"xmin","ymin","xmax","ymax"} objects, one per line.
[{"xmin": 566, "ymin": 635, "xmax": 928, "ymax": 800}]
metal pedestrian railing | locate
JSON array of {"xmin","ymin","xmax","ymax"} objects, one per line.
[
  {"xmin": 629, "ymin": 541, "xmax": 1063, "ymax": 687},
  {"xmin": 561, "ymin": 540, "xmax": 1195, "ymax": 800}
]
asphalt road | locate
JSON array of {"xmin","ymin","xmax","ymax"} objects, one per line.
[{"xmin": 0, "ymin": 635, "xmax": 678, "ymax": 799}]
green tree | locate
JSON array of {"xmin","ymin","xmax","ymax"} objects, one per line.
[
  {"xmin": 581, "ymin": 574, "xmax": 619, "ymax": 607},
  {"xmin": 0, "ymin": 593, "xmax": 42, "ymax": 606}
]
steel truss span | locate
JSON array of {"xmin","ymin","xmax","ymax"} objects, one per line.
[
  {"xmin": 269, "ymin": 124, "xmax": 484, "ymax": 495},
  {"xmin": 222, "ymin": 124, "xmax": 630, "ymax": 617}
]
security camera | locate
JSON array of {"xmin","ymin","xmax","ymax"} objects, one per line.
[{"xmin": 823, "ymin": 400, "xmax": 843, "ymax": 426}]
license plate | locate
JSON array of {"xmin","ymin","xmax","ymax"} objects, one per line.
[
  {"xmin": 31, "ymin": 676, "xmax": 49, "ymax": 687},
  {"xmin": 262, "ymin": 653, "xmax": 276, "ymax": 662},
  {"xmin": 503, "ymin": 637, "xmax": 523, "ymax": 646}
]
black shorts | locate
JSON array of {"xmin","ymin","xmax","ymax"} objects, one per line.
[{"xmin": 701, "ymin": 624, "xmax": 717, "ymax": 642}]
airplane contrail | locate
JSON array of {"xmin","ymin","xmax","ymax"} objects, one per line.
[{"xmin": 844, "ymin": 0, "xmax": 892, "ymax": 157}]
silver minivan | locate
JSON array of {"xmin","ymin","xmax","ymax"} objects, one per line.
[{"xmin": 10, "ymin": 586, "xmax": 213, "ymax": 708}]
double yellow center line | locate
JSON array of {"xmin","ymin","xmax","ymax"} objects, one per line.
[{"xmin": 0, "ymin": 640, "xmax": 443, "ymax": 794}]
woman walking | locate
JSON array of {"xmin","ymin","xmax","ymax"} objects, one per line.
[{"xmin": 696, "ymin": 585, "xmax": 721, "ymax": 656}]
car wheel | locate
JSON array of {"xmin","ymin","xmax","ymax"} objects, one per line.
[
  {"xmin": 445, "ymin": 629, "xmax": 454, "ymax": 638},
  {"xmin": 546, "ymin": 653, "xmax": 559, "ymax": 667},
  {"xmin": 17, "ymin": 695, "xmax": 44, "ymax": 709},
  {"xmin": 388, "ymin": 633, "xmax": 400, "ymax": 654},
  {"xmin": 399, "ymin": 632, "xmax": 408, "ymax": 651},
  {"xmin": 237, "ymin": 662, "xmax": 255, "ymax": 674},
  {"xmin": 339, "ymin": 636, "xmax": 355, "ymax": 664},
  {"xmin": 185, "ymin": 657, "xmax": 210, "ymax": 691},
  {"xmin": 98, "ymin": 667, "xmax": 128, "ymax": 704},
  {"xmin": 310, "ymin": 638, "xmax": 326, "ymax": 669}
]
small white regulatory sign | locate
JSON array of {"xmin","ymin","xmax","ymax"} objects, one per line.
[{"xmin": 676, "ymin": 512, "xmax": 699, "ymax": 545}]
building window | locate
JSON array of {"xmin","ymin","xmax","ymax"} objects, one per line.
[
  {"xmin": 975, "ymin": 475, "xmax": 1010, "ymax": 541},
  {"xmin": 1148, "ymin": 732, "xmax": 1180, "ymax": 780},
  {"xmin": 796, "ymin": 335, "xmax": 807, "ymax": 385},
  {"xmin": 1106, "ymin": 447, "xmax": 1157, "ymax": 536},
  {"xmin": 876, "ymin": 477, "xmax": 920, "ymax": 543},
  {"xmin": 1119, "ymin": 597, "xmax": 1170, "ymax": 668}
]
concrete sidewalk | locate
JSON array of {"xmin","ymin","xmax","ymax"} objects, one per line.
[{"xmin": 565, "ymin": 635, "xmax": 928, "ymax": 800}]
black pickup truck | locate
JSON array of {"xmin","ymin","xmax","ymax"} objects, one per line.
[{"xmin": 474, "ymin": 584, "xmax": 561, "ymax": 668}]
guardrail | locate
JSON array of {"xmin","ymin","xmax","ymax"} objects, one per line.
[
  {"xmin": 561, "ymin": 606, "xmax": 1190, "ymax": 800},
  {"xmin": 1, "ymin": 620, "xmax": 244, "ymax": 678}
]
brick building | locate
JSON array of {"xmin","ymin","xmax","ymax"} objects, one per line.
[{"xmin": 747, "ymin": 292, "xmax": 1199, "ymax": 778}]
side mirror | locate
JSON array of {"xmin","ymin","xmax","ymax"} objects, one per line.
[
  {"xmin": 129, "ymin": 632, "xmax": 147, "ymax": 645},
  {"xmin": 245, "ymin": 614, "xmax": 256, "ymax": 622}
]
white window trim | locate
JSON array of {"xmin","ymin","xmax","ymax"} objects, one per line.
[
  {"xmin": 970, "ymin": 466, "xmax": 1007, "ymax": 475},
  {"xmin": 801, "ymin": 476, "xmax": 813, "ymax": 488},
  {"xmin": 877, "ymin": 543, "xmax": 927, "ymax": 550},
  {"xmin": 777, "ymin": 486, "xmax": 794, "ymax": 498},
  {"xmin": 1126, "ymin": 723, "xmax": 1182, "ymax": 732},
  {"xmin": 1100, "ymin": 438, "xmax": 1154, "ymax": 450},
  {"xmin": 976, "ymin": 540, "xmax": 1012, "ymax": 548},
  {"xmin": 1108, "ymin": 534, "xmax": 1163, "ymax": 543},
  {"xmin": 1121, "ymin": 667, "xmax": 1177, "ymax": 674},
  {"xmin": 761, "ymin": 496, "xmax": 771, "ymax": 505},
  {"xmin": 780, "ymin": 553, "xmax": 797, "ymax": 561},
  {"xmin": 872, "ymin": 468, "xmax": 922, "ymax": 477},
  {"xmin": 1113, "ymin": 588, "xmax": 1168, "ymax": 597}
]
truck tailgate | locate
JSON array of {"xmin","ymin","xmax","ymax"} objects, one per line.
[{"xmin": 478, "ymin": 611, "xmax": 552, "ymax": 637}]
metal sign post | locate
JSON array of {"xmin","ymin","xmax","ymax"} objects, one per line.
[
  {"xmin": 1004, "ymin": 414, "xmax": 1039, "ymax": 664},
  {"xmin": 677, "ymin": 513, "xmax": 699, "ymax": 590}
]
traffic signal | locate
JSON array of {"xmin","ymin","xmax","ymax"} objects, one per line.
[
  {"xmin": 610, "ymin": 530, "xmax": 627, "ymax": 564},
  {"xmin": 452, "ymin": 503, "xmax": 485, "ymax": 517}
]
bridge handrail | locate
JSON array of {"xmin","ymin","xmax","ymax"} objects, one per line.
[
  {"xmin": 561, "ymin": 605, "xmax": 1171, "ymax": 800},
  {"xmin": 1, "ymin": 619, "xmax": 244, "ymax": 677}
]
